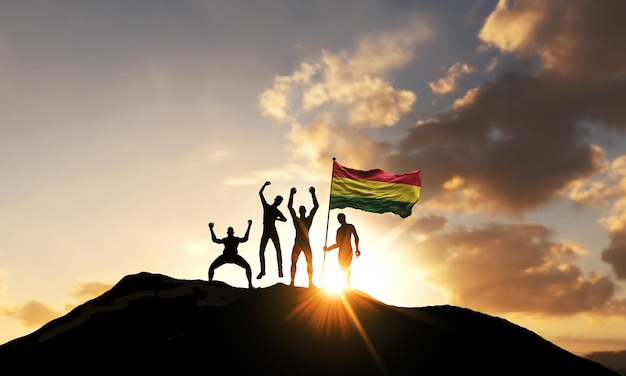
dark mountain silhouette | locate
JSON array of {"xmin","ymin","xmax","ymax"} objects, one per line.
[
  {"xmin": 586, "ymin": 351, "xmax": 626, "ymax": 376},
  {"xmin": 0, "ymin": 272, "xmax": 618, "ymax": 375}
]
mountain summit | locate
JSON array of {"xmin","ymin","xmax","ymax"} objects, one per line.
[{"xmin": 0, "ymin": 272, "xmax": 617, "ymax": 375}]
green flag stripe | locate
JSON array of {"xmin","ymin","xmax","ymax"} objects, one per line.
[{"xmin": 329, "ymin": 195, "xmax": 416, "ymax": 218}]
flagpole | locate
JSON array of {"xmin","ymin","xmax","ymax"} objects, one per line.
[{"xmin": 322, "ymin": 157, "xmax": 336, "ymax": 288}]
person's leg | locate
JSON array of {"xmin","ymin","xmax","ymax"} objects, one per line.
[
  {"xmin": 270, "ymin": 232, "xmax": 283, "ymax": 277},
  {"xmin": 290, "ymin": 248, "xmax": 299, "ymax": 286},
  {"xmin": 304, "ymin": 248, "xmax": 313, "ymax": 288},
  {"xmin": 245, "ymin": 265, "xmax": 252, "ymax": 288},
  {"xmin": 235, "ymin": 256, "xmax": 253, "ymax": 289},
  {"xmin": 257, "ymin": 234, "xmax": 269, "ymax": 279},
  {"xmin": 209, "ymin": 256, "xmax": 226, "ymax": 282},
  {"xmin": 338, "ymin": 249, "xmax": 353, "ymax": 289},
  {"xmin": 208, "ymin": 265, "xmax": 215, "ymax": 282}
]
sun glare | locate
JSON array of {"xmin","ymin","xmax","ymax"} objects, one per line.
[
  {"xmin": 286, "ymin": 287, "xmax": 388, "ymax": 374},
  {"xmin": 320, "ymin": 272, "xmax": 349, "ymax": 294}
]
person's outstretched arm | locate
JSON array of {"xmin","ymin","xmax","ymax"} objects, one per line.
[
  {"xmin": 324, "ymin": 243, "xmax": 338, "ymax": 251},
  {"xmin": 352, "ymin": 225, "xmax": 361, "ymax": 257},
  {"xmin": 259, "ymin": 181, "xmax": 270, "ymax": 206},
  {"xmin": 242, "ymin": 220, "xmax": 252, "ymax": 242},
  {"xmin": 208, "ymin": 222, "xmax": 222, "ymax": 244},
  {"xmin": 288, "ymin": 188, "xmax": 296, "ymax": 218},
  {"xmin": 309, "ymin": 186, "xmax": 319, "ymax": 217}
]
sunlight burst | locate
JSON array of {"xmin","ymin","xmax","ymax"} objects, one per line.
[
  {"xmin": 286, "ymin": 289, "xmax": 389, "ymax": 375},
  {"xmin": 320, "ymin": 271, "xmax": 349, "ymax": 294}
]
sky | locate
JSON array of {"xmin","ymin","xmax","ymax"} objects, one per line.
[{"xmin": 1, "ymin": 0, "xmax": 626, "ymax": 358}]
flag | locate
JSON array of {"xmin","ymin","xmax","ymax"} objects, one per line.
[{"xmin": 329, "ymin": 160, "xmax": 421, "ymax": 218}]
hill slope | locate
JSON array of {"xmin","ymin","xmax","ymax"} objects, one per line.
[{"xmin": 0, "ymin": 272, "xmax": 617, "ymax": 375}]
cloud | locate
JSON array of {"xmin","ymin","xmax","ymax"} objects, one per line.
[
  {"xmin": 0, "ymin": 280, "xmax": 113, "ymax": 328},
  {"xmin": 568, "ymin": 155, "xmax": 626, "ymax": 209},
  {"xmin": 0, "ymin": 300, "xmax": 60, "ymax": 328},
  {"xmin": 603, "ymin": 230, "xmax": 626, "ymax": 280},
  {"xmin": 601, "ymin": 299, "xmax": 626, "ymax": 316},
  {"xmin": 257, "ymin": 0, "xmax": 626, "ymax": 219},
  {"xmin": 259, "ymin": 22, "xmax": 426, "ymax": 128},
  {"xmin": 412, "ymin": 213, "xmax": 448, "ymax": 234},
  {"xmin": 429, "ymin": 62, "xmax": 475, "ymax": 95},
  {"xmin": 287, "ymin": 115, "xmax": 391, "ymax": 171},
  {"xmin": 414, "ymin": 222, "xmax": 617, "ymax": 315},
  {"xmin": 258, "ymin": 1, "xmax": 626, "ymax": 217},
  {"xmin": 387, "ymin": 0, "xmax": 626, "ymax": 215},
  {"xmin": 256, "ymin": 19, "xmax": 433, "ymax": 182},
  {"xmin": 259, "ymin": 63, "xmax": 316, "ymax": 122},
  {"xmin": 479, "ymin": 0, "xmax": 626, "ymax": 79},
  {"xmin": 452, "ymin": 87, "xmax": 480, "ymax": 110},
  {"xmin": 484, "ymin": 56, "xmax": 501, "ymax": 73},
  {"xmin": 70, "ymin": 281, "xmax": 113, "ymax": 302},
  {"xmin": 260, "ymin": 21, "xmax": 428, "ymax": 137},
  {"xmin": 392, "ymin": 72, "xmax": 610, "ymax": 214},
  {"xmin": 567, "ymin": 155, "xmax": 626, "ymax": 279}
]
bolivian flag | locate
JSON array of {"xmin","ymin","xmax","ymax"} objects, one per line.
[{"xmin": 329, "ymin": 160, "xmax": 421, "ymax": 218}]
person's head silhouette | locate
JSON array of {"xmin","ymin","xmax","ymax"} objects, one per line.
[
  {"xmin": 273, "ymin": 196, "xmax": 283, "ymax": 206},
  {"xmin": 299, "ymin": 205, "xmax": 306, "ymax": 216},
  {"xmin": 227, "ymin": 227, "xmax": 234, "ymax": 236},
  {"xmin": 337, "ymin": 213, "xmax": 346, "ymax": 224}
]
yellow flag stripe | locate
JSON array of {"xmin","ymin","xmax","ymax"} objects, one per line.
[{"xmin": 331, "ymin": 177, "xmax": 421, "ymax": 203}]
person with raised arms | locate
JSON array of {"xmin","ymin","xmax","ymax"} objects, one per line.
[{"xmin": 208, "ymin": 220, "xmax": 254, "ymax": 289}]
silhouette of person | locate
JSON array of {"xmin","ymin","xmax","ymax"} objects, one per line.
[
  {"xmin": 257, "ymin": 181, "xmax": 287, "ymax": 279},
  {"xmin": 323, "ymin": 213, "xmax": 361, "ymax": 288},
  {"xmin": 287, "ymin": 186, "xmax": 319, "ymax": 288},
  {"xmin": 208, "ymin": 220, "xmax": 254, "ymax": 289}
]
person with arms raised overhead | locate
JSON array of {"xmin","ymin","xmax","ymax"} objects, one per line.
[
  {"xmin": 208, "ymin": 220, "xmax": 254, "ymax": 289},
  {"xmin": 323, "ymin": 213, "xmax": 361, "ymax": 289},
  {"xmin": 287, "ymin": 186, "xmax": 319, "ymax": 288},
  {"xmin": 257, "ymin": 181, "xmax": 287, "ymax": 280}
]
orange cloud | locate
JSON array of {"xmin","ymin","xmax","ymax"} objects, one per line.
[
  {"xmin": 288, "ymin": 114, "xmax": 391, "ymax": 171},
  {"xmin": 479, "ymin": 0, "xmax": 545, "ymax": 54},
  {"xmin": 0, "ymin": 280, "xmax": 114, "ymax": 329},
  {"xmin": 412, "ymin": 214, "xmax": 448, "ymax": 234},
  {"xmin": 0, "ymin": 300, "xmax": 60, "ymax": 328},
  {"xmin": 479, "ymin": 0, "xmax": 626, "ymax": 78},
  {"xmin": 414, "ymin": 222, "xmax": 616, "ymax": 315},
  {"xmin": 70, "ymin": 281, "xmax": 113, "ymax": 302}
]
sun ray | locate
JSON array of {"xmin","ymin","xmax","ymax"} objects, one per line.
[
  {"xmin": 338, "ymin": 292, "xmax": 389, "ymax": 376},
  {"xmin": 286, "ymin": 289, "xmax": 389, "ymax": 375}
]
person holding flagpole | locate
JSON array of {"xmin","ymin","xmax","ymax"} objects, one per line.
[{"xmin": 323, "ymin": 212, "xmax": 361, "ymax": 289}]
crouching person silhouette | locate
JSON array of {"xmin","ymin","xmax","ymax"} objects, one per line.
[{"xmin": 208, "ymin": 220, "xmax": 254, "ymax": 289}]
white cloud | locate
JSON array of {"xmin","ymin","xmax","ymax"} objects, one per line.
[{"xmin": 256, "ymin": 19, "xmax": 430, "ymax": 176}]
